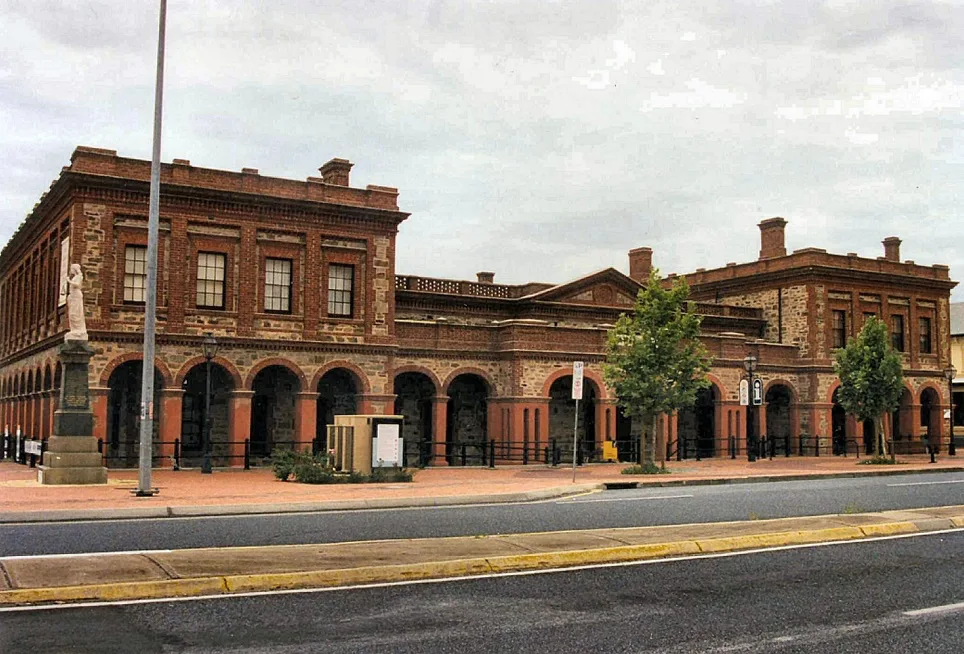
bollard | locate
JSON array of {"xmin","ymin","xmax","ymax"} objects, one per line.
[
  {"xmin": 243, "ymin": 438, "xmax": 250, "ymax": 470},
  {"xmin": 929, "ymin": 444, "xmax": 936, "ymax": 464},
  {"xmin": 488, "ymin": 439, "xmax": 496, "ymax": 468},
  {"xmin": 522, "ymin": 444, "xmax": 529, "ymax": 465},
  {"xmin": 173, "ymin": 438, "xmax": 180, "ymax": 471}
]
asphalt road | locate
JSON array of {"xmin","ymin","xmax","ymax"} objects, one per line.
[
  {"xmin": 2, "ymin": 471, "xmax": 964, "ymax": 556},
  {"xmin": 3, "ymin": 529, "xmax": 963, "ymax": 653}
]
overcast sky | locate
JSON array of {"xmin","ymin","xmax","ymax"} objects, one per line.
[{"xmin": 2, "ymin": 0, "xmax": 962, "ymax": 299}]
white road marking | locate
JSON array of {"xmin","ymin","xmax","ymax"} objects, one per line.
[
  {"xmin": 903, "ymin": 601, "xmax": 964, "ymax": 616},
  {"xmin": 1, "ymin": 549, "xmax": 173, "ymax": 561},
  {"xmin": 557, "ymin": 494, "xmax": 694, "ymax": 504},
  {"xmin": 3, "ymin": 527, "xmax": 962, "ymax": 613},
  {"xmin": 886, "ymin": 479, "xmax": 964, "ymax": 487}
]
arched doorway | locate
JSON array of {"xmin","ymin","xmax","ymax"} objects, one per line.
[
  {"xmin": 316, "ymin": 369, "xmax": 359, "ymax": 449},
  {"xmin": 891, "ymin": 388, "xmax": 913, "ymax": 451},
  {"xmin": 921, "ymin": 387, "xmax": 940, "ymax": 451},
  {"xmin": 831, "ymin": 388, "xmax": 847, "ymax": 455},
  {"xmin": 862, "ymin": 419, "xmax": 876, "ymax": 455},
  {"xmin": 106, "ymin": 361, "xmax": 164, "ymax": 468},
  {"xmin": 180, "ymin": 363, "xmax": 234, "ymax": 466},
  {"xmin": 548, "ymin": 376, "xmax": 598, "ymax": 462},
  {"xmin": 446, "ymin": 374, "xmax": 489, "ymax": 464},
  {"xmin": 678, "ymin": 386, "xmax": 718, "ymax": 458},
  {"xmin": 394, "ymin": 372, "xmax": 437, "ymax": 466},
  {"xmin": 765, "ymin": 385, "xmax": 792, "ymax": 453},
  {"xmin": 615, "ymin": 405, "xmax": 639, "ymax": 462},
  {"xmin": 250, "ymin": 365, "xmax": 301, "ymax": 457}
]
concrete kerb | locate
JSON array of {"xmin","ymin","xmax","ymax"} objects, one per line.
[{"xmin": 2, "ymin": 509, "xmax": 963, "ymax": 606}]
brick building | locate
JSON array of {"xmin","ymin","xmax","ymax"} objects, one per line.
[{"xmin": 0, "ymin": 147, "xmax": 957, "ymax": 467}]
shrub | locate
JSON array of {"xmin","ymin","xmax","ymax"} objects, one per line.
[
  {"xmin": 857, "ymin": 455, "xmax": 903, "ymax": 465},
  {"xmin": 621, "ymin": 462, "xmax": 670, "ymax": 475},
  {"xmin": 270, "ymin": 448, "xmax": 297, "ymax": 481},
  {"xmin": 293, "ymin": 461, "xmax": 336, "ymax": 484}
]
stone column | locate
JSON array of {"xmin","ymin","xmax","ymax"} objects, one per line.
[{"xmin": 38, "ymin": 341, "xmax": 107, "ymax": 484}]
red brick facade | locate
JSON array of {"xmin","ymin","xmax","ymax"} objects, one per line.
[{"xmin": 0, "ymin": 147, "xmax": 957, "ymax": 467}]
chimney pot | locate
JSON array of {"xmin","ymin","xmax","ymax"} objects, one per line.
[
  {"xmin": 319, "ymin": 158, "xmax": 353, "ymax": 186},
  {"xmin": 758, "ymin": 217, "xmax": 787, "ymax": 259},
  {"xmin": 476, "ymin": 271, "xmax": 494, "ymax": 284},
  {"xmin": 882, "ymin": 236, "xmax": 901, "ymax": 262},
  {"xmin": 628, "ymin": 246, "xmax": 653, "ymax": 283}
]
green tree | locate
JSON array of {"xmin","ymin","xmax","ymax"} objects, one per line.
[
  {"xmin": 603, "ymin": 269, "xmax": 713, "ymax": 469},
  {"xmin": 833, "ymin": 316, "xmax": 904, "ymax": 457}
]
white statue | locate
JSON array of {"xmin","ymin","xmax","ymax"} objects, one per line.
[{"xmin": 64, "ymin": 263, "xmax": 88, "ymax": 342}]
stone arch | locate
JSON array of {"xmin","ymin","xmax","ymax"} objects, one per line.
[
  {"xmin": 244, "ymin": 357, "xmax": 307, "ymax": 391},
  {"xmin": 826, "ymin": 379, "xmax": 841, "ymax": 404},
  {"xmin": 42, "ymin": 365, "xmax": 53, "ymax": 391},
  {"xmin": 174, "ymin": 356, "xmax": 243, "ymax": 389},
  {"xmin": 540, "ymin": 366, "xmax": 608, "ymax": 400},
  {"xmin": 179, "ymin": 361, "xmax": 237, "ymax": 459},
  {"xmin": 920, "ymin": 385, "xmax": 942, "ymax": 448},
  {"xmin": 315, "ymin": 366, "xmax": 364, "ymax": 444},
  {"xmin": 547, "ymin": 374, "xmax": 602, "ymax": 457},
  {"xmin": 443, "ymin": 367, "xmax": 496, "ymax": 396},
  {"xmin": 678, "ymin": 383, "xmax": 721, "ymax": 458},
  {"xmin": 99, "ymin": 353, "xmax": 174, "ymax": 388},
  {"xmin": 249, "ymin": 364, "xmax": 303, "ymax": 456},
  {"xmin": 704, "ymin": 373, "xmax": 728, "ymax": 400},
  {"xmin": 763, "ymin": 378, "xmax": 797, "ymax": 402},
  {"xmin": 391, "ymin": 365, "xmax": 442, "ymax": 394},
  {"xmin": 106, "ymin": 359, "xmax": 166, "ymax": 467},
  {"xmin": 310, "ymin": 360, "xmax": 371, "ymax": 394},
  {"xmin": 917, "ymin": 380, "xmax": 945, "ymax": 402}
]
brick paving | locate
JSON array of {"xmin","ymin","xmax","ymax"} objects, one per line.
[{"xmin": 2, "ymin": 455, "xmax": 962, "ymax": 517}]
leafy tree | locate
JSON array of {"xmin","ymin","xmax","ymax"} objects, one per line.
[
  {"xmin": 833, "ymin": 316, "xmax": 904, "ymax": 457},
  {"xmin": 603, "ymin": 269, "xmax": 713, "ymax": 469}
]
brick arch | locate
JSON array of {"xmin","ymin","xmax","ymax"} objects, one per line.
[
  {"xmin": 704, "ymin": 373, "xmax": 727, "ymax": 400},
  {"xmin": 391, "ymin": 365, "xmax": 442, "ymax": 395},
  {"xmin": 442, "ymin": 367, "xmax": 497, "ymax": 396},
  {"xmin": 27, "ymin": 369, "xmax": 35, "ymax": 394},
  {"xmin": 540, "ymin": 366, "xmax": 609, "ymax": 400},
  {"xmin": 98, "ymin": 353, "xmax": 174, "ymax": 388},
  {"xmin": 826, "ymin": 379, "xmax": 841, "ymax": 404},
  {"xmin": 310, "ymin": 361, "xmax": 372, "ymax": 394},
  {"xmin": 42, "ymin": 365, "xmax": 53, "ymax": 391},
  {"xmin": 173, "ymin": 356, "xmax": 243, "ymax": 389},
  {"xmin": 244, "ymin": 357, "xmax": 307, "ymax": 391},
  {"xmin": 763, "ymin": 378, "xmax": 798, "ymax": 403},
  {"xmin": 917, "ymin": 381, "xmax": 944, "ymax": 403}
]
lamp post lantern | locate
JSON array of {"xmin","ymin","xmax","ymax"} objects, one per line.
[
  {"xmin": 201, "ymin": 333, "xmax": 219, "ymax": 474},
  {"xmin": 743, "ymin": 355, "xmax": 758, "ymax": 462},
  {"xmin": 946, "ymin": 365, "xmax": 957, "ymax": 457}
]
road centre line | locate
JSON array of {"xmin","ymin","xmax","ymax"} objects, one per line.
[
  {"xmin": 6, "ymin": 527, "xmax": 959, "ymax": 613},
  {"xmin": 886, "ymin": 479, "xmax": 964, "ymax": 487},
  {"xmin": 557, "ymin": 494, "xmax": 694, "ymax": 504}
]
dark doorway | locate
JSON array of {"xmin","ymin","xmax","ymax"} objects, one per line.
[
  {"xmin": 446, "ymin": 374, "xmax": 489, "ymax": 464},
  {"xmin": 832, "ymin": 388, "xmax": 847, "ymax": 455},
  {"xmin": 678, "ymin": 386, "xmax": 718, "ymax": 458},
  {"xmin": 316, "ymin": 369, "xmax": 359, "ymax": 450},
  {"xmin": 106, "ymin": 361, "xmax": 163, "ymax": 468},
  {"xmin": 394, "ymin": 372, "xmax": 436, "ymax": 466},
  {"xmin": 250, "ymin": 365, "xmax": 301, "ymax": 457},
  {"xmin": 180, "ymin": 363, "xmax": 234, "ymax": 465}
]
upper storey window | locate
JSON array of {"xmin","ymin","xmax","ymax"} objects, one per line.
[
  {"xmin": 123, "ymin": 245, "xmax": 148, "ymax": 303},
  {"xmin": 919, "ymin": 317, "xmax": 932, "ymax": 354},
  {"xmin": 327, "ymin": 264, "xmax": 354, "ymax": 317},
  {"xmin": 831, "ymin": 310, "xmax": 847, "ymax": 349},
  {"xmin": 264, "ymin": 258, "xmax": 292, "ymax": 313},
  {"xmin": 196, "ymin": 252, "xmax": 226, "ymax": 309},
  {"xmin": 891, "ymin": 314, "xmax": 905, "ymax": 352}
]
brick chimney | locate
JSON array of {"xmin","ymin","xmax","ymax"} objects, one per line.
[
  {"xmin": 628, "ymin": 247, "xmax": 653, "ymax": 283},
  {"xmin": 882, "ymin": 236, "xmax": 901, "ymax": 262},
  {"xmin": 758, "ymin": 217, "xmax": 787, "ymax": 260},
  {"xmin": 319, "ymin": 158, "xmax": 353, "ymax": 186},
  {"xmin": 476, "ymin": 271, "xmax": 494, "ymax": 284}
]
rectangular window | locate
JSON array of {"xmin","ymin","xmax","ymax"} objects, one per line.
[
  {"xmin": 123, "ymin": 245, "xmax": 148, "ymax": 303},
  {"xmin": 264, "ymin": 258, "xmax": 292, "ymax": 313},
  {"xmin": 919, "ymin": 317, "xmax": 932, "ymax": 354},
  {"xmin": 891, "ymin": 314, "xmax": 905, "ymax": 352},
  {"xmin": 831, "ymin": 310, "xmax": 847, "ymax": 349},
  {"xmin": 196, "ymin": 252, "xmax": 226, "ymax": 309},
  {"xmin": 327, "ymin": 264, "xmax": 354, "ymax": 317}
]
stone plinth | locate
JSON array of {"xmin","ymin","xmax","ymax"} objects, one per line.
[{"xmin": 38, "ymin": 340, "xmax": 107, "ymax": 485}]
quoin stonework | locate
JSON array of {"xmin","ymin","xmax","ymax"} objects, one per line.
[{"xmin": 0, "ymin": 147, "xmax": 958, "ymax": 468}]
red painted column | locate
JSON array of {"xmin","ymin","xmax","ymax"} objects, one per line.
[
  {"xmin": 90, "ymin": 387, "xmax": 109, "ymax": 446},
  {"xmin": 40, "ymin": 391, "xmax": 52, "ymax": 439},
  {"xmin": 431, "ymin": 396, "xmax": 448, "ymax": 465},
  {"xmin": 229, "ymin": 390, "xmax": 253, "ymax": 466},
  {"xmin": 294, "ymin": 391, "xmax": 318, "ymax": 451},
  {"xmin": 158, "ymin": 388, "xmax": 183, "ymax": 466}
]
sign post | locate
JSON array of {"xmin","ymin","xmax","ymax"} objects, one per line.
[{"xmin": 572, "ymin": 361, "xmax": 584, "ymax": 482}]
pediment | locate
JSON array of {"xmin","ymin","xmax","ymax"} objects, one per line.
[{"xmin": 523, "ymin": 268, "xmax": 640, "ymax": 308}]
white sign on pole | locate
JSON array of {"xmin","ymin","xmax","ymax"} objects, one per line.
[
  {"xmin": 572, "ymin": 361, "xmax": 585, "ymax": 400},
  {"xmin": 58, "ymin": 237, "xmax": 70, "ymax": 307},
  {"xmin": 739, "ymin": 380, "xmax": 749, "ymax": 406}
]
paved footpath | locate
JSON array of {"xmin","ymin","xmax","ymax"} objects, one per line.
[{"xmin": 2, "ymin": 456, "xmax": 963, "ymax": 606}]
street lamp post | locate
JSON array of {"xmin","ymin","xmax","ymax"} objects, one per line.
[
  {"xmin": 946, "ymin": 366, "xmax": 957, "ymax": 457},
  {"xmin": 743, "ymin": 355, "xmax": 758, "ymax": 462},
  {"xmin": 201, "ymin": 333, "xmax": 219, "ymax": 474}
]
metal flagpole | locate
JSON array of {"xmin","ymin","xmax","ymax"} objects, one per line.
[{"xmin": 136, "ymin": 0, "xmax": 167, "ymax": 496}]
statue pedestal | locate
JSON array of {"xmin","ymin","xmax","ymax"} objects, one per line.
[{"xmin": 38, "ymin": 340, "xmax": 107, "ymax": 485}]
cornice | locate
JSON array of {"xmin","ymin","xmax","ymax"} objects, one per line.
[{"xmin": 689, "ymin": 264, "xmax": 956, "ymax": 296}]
